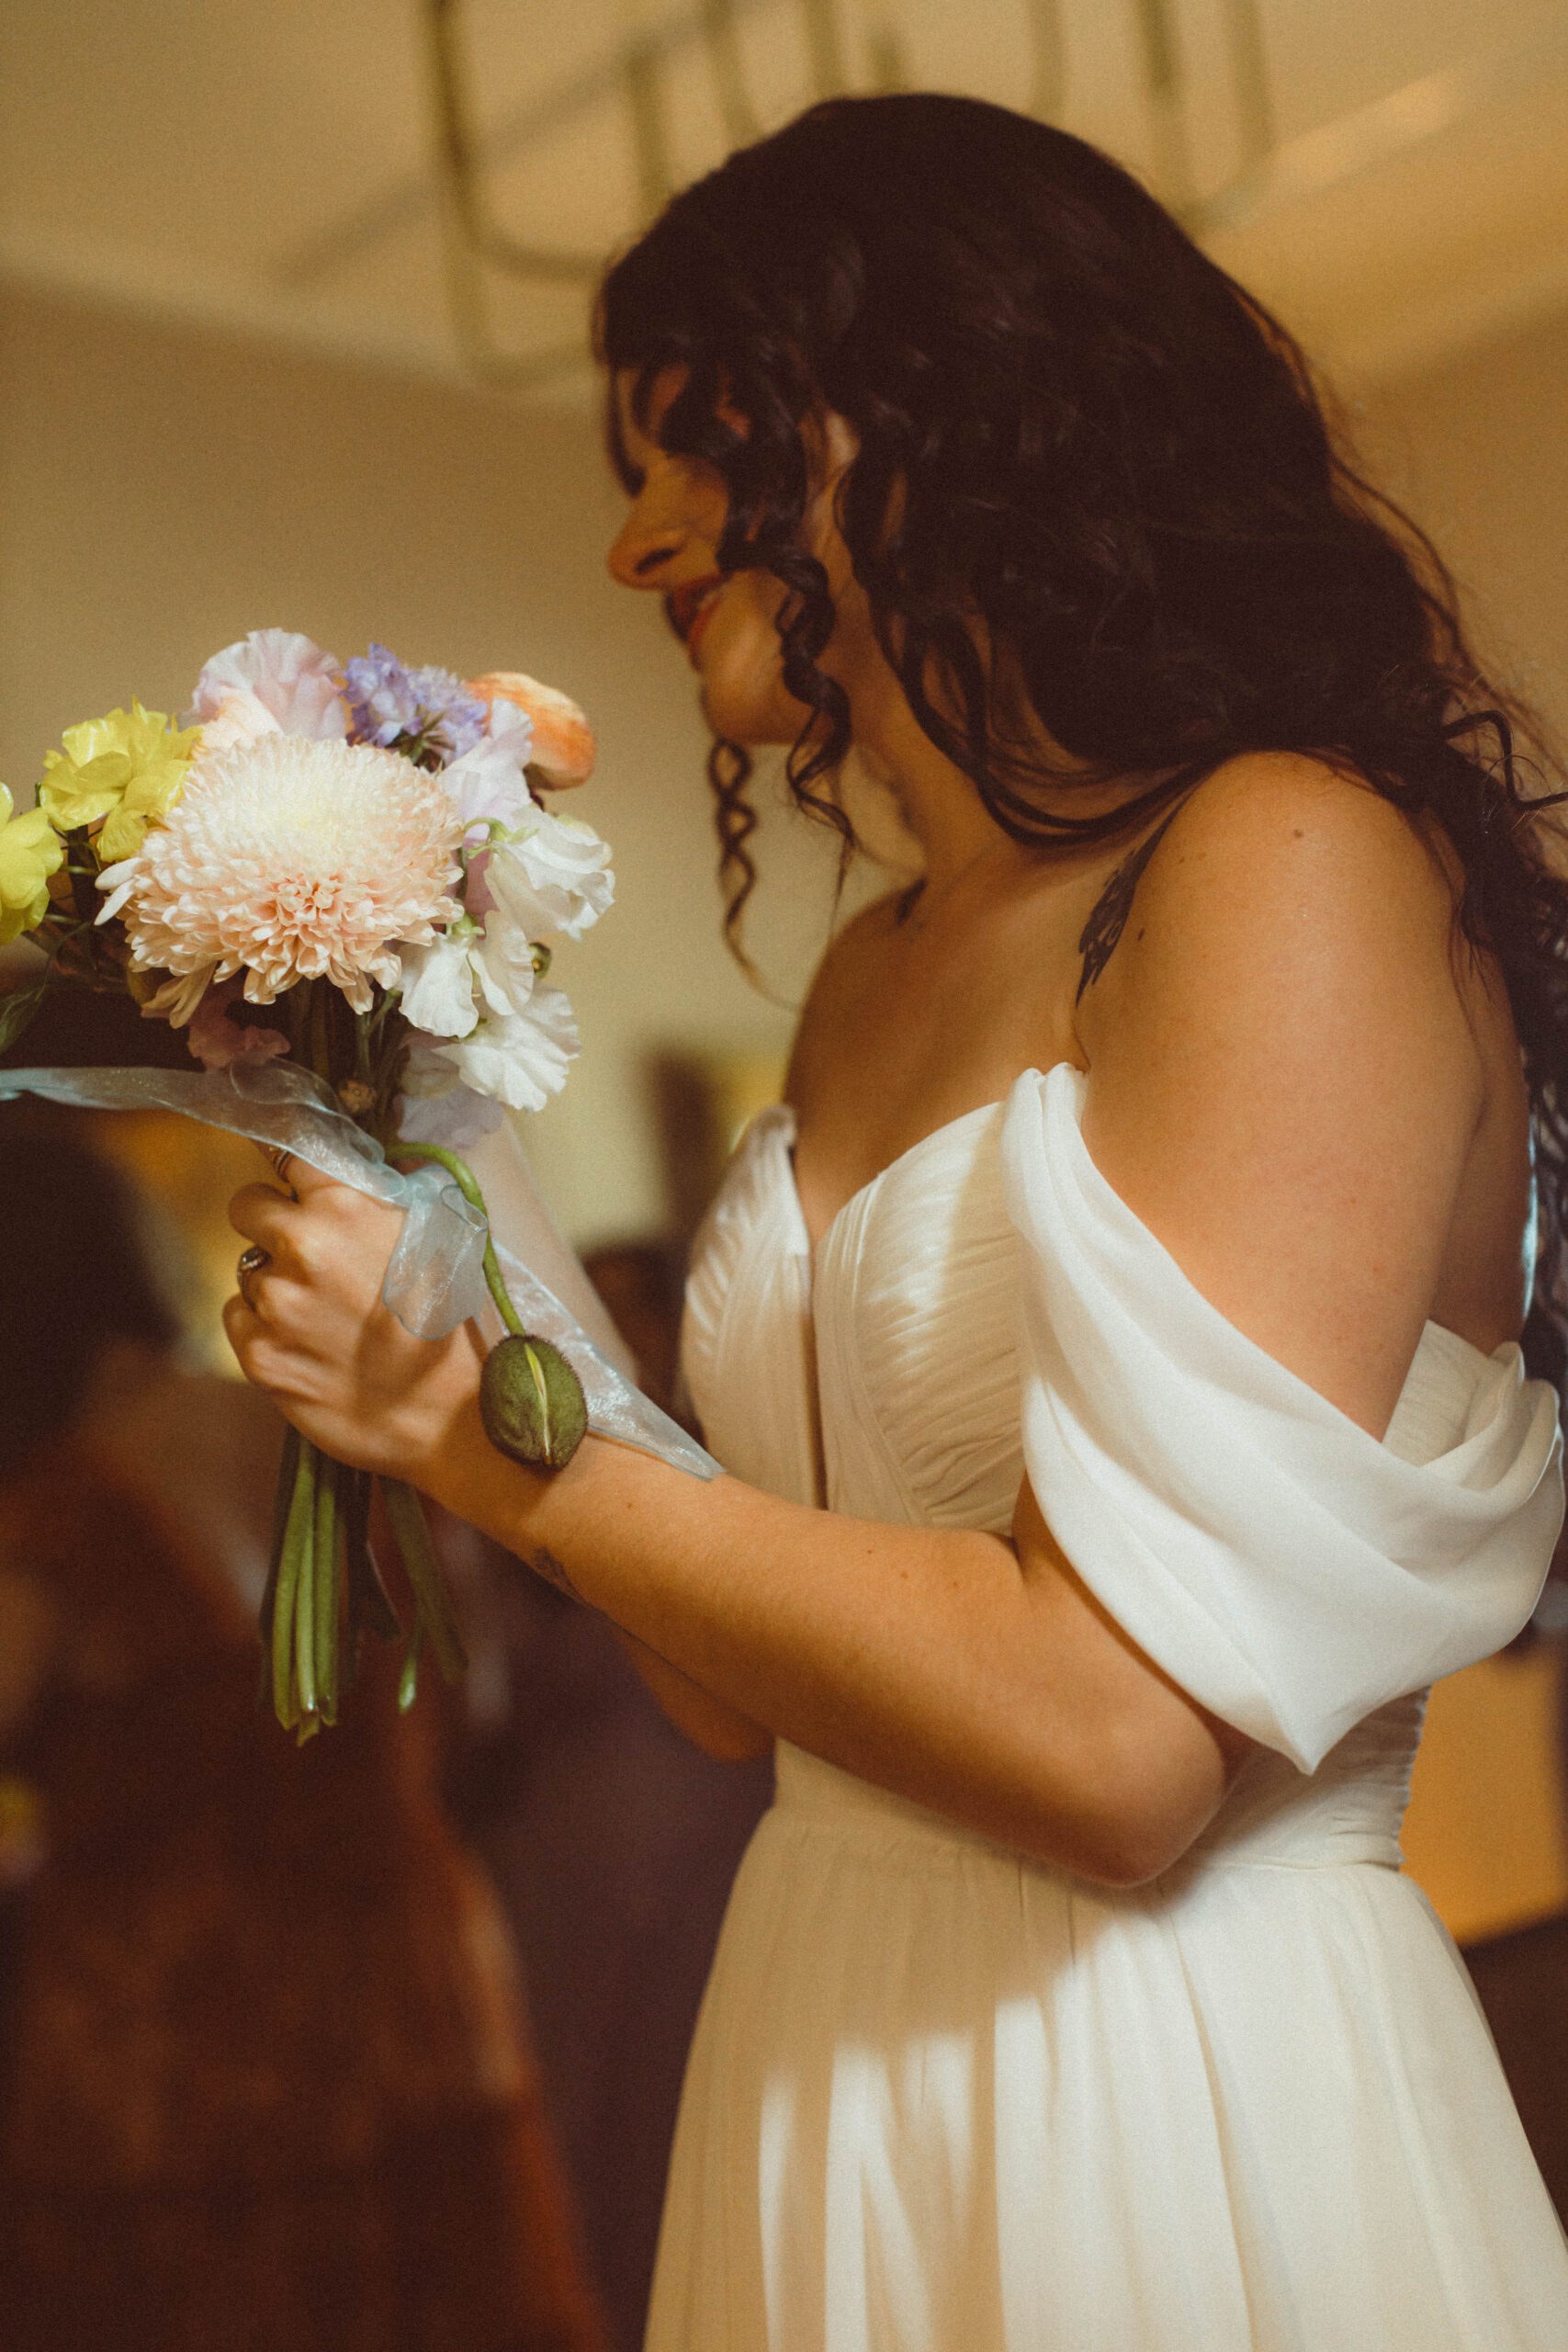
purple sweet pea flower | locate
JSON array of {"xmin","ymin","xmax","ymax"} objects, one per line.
[
  {"xmin": 344, "ymin": 645, "xmax": 488, "ymax": 765},
  {"xmin": 344, "ymin": 644, "xmax": 420, "ymax": 746},
  {"xmin": 409, "ymin": 665, "xmax": 488, "ymax": 760}
]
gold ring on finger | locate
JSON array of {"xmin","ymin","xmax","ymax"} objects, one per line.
[{"xmin": 236, "ymin": 1243, "xmax": 271, "ymax": 1312}]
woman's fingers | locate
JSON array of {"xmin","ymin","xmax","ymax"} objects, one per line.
[
  {"xmin": 228, "ymin": 1173, "xmax": 404, "ymax": 1279},
  {"xmin": 223, "ymin": 1287, "xmax": 285, "ymax": 1370},
  {"xmin": 280, "ymin": 1155, "xmax": 342, "ymax": 1196},
  {"xmin": 229, "ymin": 1180, "xmax": 299, "ymax": 1253},
  {"xmin": 221, "ymin": 1159, "xmax": 487, "ymax": 1476},
  {"xmin": 224, "ymin": 1168, "xmax": 413, "ymax": 1386},
  {"xmin": 222, "ymin": 1272, "xmax": 489, "ymax": 1480}
]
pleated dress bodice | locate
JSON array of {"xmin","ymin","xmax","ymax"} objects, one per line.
[
  {"xmin": 681, "ymin": 1068, "xmax": 1557, "ymax": 1876},
  {"xmin": 658, "ymin": 1062, "xmax": 1568, "ymax": 2352}
]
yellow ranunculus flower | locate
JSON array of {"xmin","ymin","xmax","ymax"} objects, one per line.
[
  {"xmin": 38, "ymin": 700, "xmax": 201, "ymax": 864},
  {"xmin": 0, "ymin": 784, "xmax": 65, "ymax": 946}
]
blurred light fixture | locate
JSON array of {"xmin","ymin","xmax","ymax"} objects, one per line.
[
  {"xmin": 414, "ymin": 0, "xmax": 1323, "ymax": 391},
  {"xmin": 421, "ymin": 0, "xmax": 1105, "ymax": 388}
]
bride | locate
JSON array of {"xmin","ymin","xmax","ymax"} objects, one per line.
[{"xmin": 227, "ymin": 95, "xmax": 1568, "ymax": 2351}]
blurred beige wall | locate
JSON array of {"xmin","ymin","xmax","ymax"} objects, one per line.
[
  {"xmin": 0, "ymin": 286, "xmax": 850, "ymax": 1245},
  {"xmin": 1357, "ymin": 301, "xmax": 1568, "ymax": 741},
  {"xmin": 6, "ymin": 281, "xmax": 1568, "ymax": 1245}
]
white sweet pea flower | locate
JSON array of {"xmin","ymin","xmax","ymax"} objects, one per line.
[
  {"xmin": 398, "ymin": 898, "xmax": 545, "ymax": 1036},
  {"xmin": 396, "ymin": 1040, "xmax": 506, "ymax": 1148},
  {"xmin": 441, "ymin": 712, "xmax": 534, "ymax": 845},
  {"xmin": 487, "ymin": 808, "xmax": 615, "ymax": 943},
  {"xmin": 484, "ymin": 694, "xmax": 534, "ymax": 763},
  {"xmin": 397, "ymin": 928, "xmax": 484, "ymax": 1039},
  {"xmin": 469, "ymin": 902, "xmax": 542, "ymax": 1019},
  {"xmin": 422, "ymin": 984, "xmax": 579, "ymax": 1113}
]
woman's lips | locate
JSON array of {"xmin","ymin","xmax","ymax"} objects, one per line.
[
  {"xmin": 684, "ymin": 593, "xmax": 723, "ymax": 667},
  {"xmin": 668, "ymin": 577, "xmax": 725, "ymax": 668}
]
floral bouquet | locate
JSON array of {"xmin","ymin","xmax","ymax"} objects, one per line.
[{"xmin": 0, "ymin": 628, "xmax": 618, "ymax": 1736}]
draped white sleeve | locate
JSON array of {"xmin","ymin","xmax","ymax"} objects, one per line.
[{"xmin": 1003, "ymin": 1063, "xmax": 1563, "ymax": 1771}]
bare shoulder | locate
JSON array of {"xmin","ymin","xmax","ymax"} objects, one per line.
[
  {"xmin": 1081, "ymin": 752, "xmax": 1483, "ymax": 1074},
  {"xmin": 1077, "ymin": 753, "xmax": 1517, "ymax": 1429},
  {"xmin": 1134, "ymin": 750, "xmax": 1456, "ymax": 940}
]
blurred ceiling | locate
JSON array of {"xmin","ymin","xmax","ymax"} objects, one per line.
[{"xmin": 4, "ymin": 0, "xmax": 1568, "ymax": 397}]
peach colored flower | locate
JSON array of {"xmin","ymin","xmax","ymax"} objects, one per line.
[
  {"xmin": 468, "ymin": 672, "xmax": 596, "ymax": 788},
  {"xmin": 102, "ymin": 731, "xmax": 463, "ymax": 1023}
]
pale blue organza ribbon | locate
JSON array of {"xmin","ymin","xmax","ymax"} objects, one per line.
[{"xmin": 0, "ymin": 1059, "xmax": 718, "ymax": 1479}]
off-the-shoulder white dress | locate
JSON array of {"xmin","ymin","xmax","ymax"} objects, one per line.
[{"xmin": 648, "ymin": 1064, "xmax": 1568, "ymax": 2351}]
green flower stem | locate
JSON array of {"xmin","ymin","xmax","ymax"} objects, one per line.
[
  {"xmin": 391, "ymin": 1142, "xmax": 588, "ymax": 1476},
  {"xmin": 310, "ymin": 979, "xmax": 333, "ymax": 1087},
  {"xmin": 293, "ymin": 1453, "xmax": 320, "ymax": 1724},
  {"xmin": 345, "ymin": 1468, "xmax": 401, "ymax": 1646},
  {"xmin": 312, "ymin": 1451, "xmax": 341, "ymax": 1727},
  {"xmin": 291, "ymin": 999, "xmax": 334, "ymax": 1736},
  {"xmin": 253, "ymin": 1108, "xmax": 524, "ymax": 1731},
  {"xmin": 398, "ymin": 1617, "xmax": 426, "ymax": 1714},
  {"xmin": 259, "ymin": 1424, "xmax": 301, "ymax": 1646},
  {"xmin": 389, "ymin": 1139, "xmax": 525, "ymax": 1337},
  {"xmin": 380, "ymin": 1476, "xmax": 468, "ymax": 1687},
  {"xmin": 273, "ymin": 1437, "xmax": 316, "ymax": 1730}
]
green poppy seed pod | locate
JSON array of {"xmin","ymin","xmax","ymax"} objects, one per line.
[{"xmin": 479, "ymin": 1333, "xmax": 588, "ymax": 1470}]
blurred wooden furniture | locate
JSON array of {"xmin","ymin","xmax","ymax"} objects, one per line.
[{"xmin": 1403, "ymin": 1640, "xmax": 1568, "ymax": 1944}]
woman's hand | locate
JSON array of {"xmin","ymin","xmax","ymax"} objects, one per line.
[{"xmin": 223, "ymin": 1162, "xmax": 487, "ymax": 1479}]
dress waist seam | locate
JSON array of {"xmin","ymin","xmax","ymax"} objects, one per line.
[{"xmin": 761, "ymin": 1801, "xmax": 1404, "ymax": 1882}]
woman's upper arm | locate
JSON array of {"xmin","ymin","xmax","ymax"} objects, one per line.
[
  {"xmin": 615, "ymin": 1628, "xmax": 774, "ymax": 1762},
  {"xmin": 1075, "ymin": 757, "xmax": 1490, "ymax": 1437},
  {"xmin": 1009, "ymin": 1479, "xmax": 1248, "ymax": 1883}
]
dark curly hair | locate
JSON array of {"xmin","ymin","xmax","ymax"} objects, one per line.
[{"xmin": 596, "ymin": 91, "xmax": 1568, "ymax": 1353}]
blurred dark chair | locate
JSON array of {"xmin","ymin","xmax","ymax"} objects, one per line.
[{"xmin": 1462, "ymin": 1908, "xmax": 1568, "ymax": 2222}]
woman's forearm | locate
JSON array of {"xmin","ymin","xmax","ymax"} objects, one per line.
[
  {"xmin": 219, "ymin": 1172, "xmax": 1232, "ymax": 1880},
  {"xmin": 424, "ymin": 1403, "xmax": 1229, "ymax": 1883}
]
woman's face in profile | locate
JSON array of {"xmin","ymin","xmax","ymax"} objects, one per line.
[{"xmin": 606, "ymin": 367, "xmax": 858, "ymax": 749}]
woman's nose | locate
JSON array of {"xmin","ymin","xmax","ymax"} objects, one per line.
[{"xmin": 607, "ymin": 507, "xmax": 687, "ymax": 593}]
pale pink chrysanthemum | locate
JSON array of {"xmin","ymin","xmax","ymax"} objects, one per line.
[{"xmin": 108, "ymin": 731, "xmax": 464, "ymax": 1022}]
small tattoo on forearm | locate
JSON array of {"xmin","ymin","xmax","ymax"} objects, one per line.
[{"xmin": 528, "ymin": 1546, "xmax": 591, "ymax": 1608}]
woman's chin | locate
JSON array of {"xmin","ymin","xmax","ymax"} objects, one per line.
[
  {"xmin": 687, "ymin": 588, "xmax": 810, "ymax": 747},
  {"xmin": 696, "ymin": 670, "xmax": 803, "ymax": 749}
]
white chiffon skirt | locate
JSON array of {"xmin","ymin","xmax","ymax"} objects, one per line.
[{"xmin": 646, "ymin": 1739, "xmax": 1568, "ymax": 2352}]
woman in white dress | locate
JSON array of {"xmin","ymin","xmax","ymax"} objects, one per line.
[{"xmin": 227, "ymin": 95, "xmax": 1568, "ymax": 2349}]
